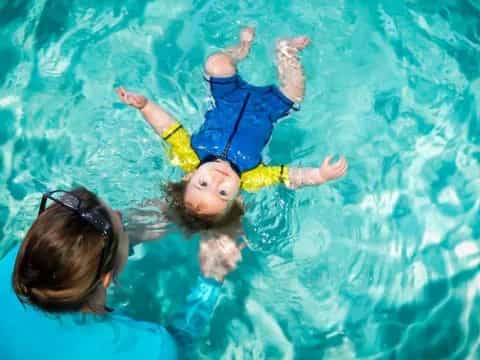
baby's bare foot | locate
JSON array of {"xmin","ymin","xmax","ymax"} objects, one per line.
[
  {"xmin": 288, "ymin": 36, "xmax": 310, "ymax": 51},
  {"xmin": 240, "ymin": 26, "xmax": 256, "ymax": 46},
  {"xmin": 277, "ymin": 36, "xmax": 310, "ymax": 56},
  {"xmin": 225, "ymin": 26, "xmax": 255, "ymax": 61}
]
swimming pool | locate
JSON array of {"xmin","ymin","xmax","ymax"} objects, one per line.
[{"xmin": 1, "ymin": 0, "xmax": 479, "ymax": 358}]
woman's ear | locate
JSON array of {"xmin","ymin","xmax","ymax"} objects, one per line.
[{"xmin": 101, "ymin": 272, "xmax": 113, "ymax": 289}]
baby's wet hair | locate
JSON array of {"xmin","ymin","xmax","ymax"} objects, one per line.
[{"xmin": 164, "ymin": 180, "xmax": 244, "ymax": 236}]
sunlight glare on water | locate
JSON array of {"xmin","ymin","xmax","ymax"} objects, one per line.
[{"xmin": 0, "ymin": 0, "xmax": 480, "ymax": 358}]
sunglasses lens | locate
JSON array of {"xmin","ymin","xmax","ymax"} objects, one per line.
[
  {"xmin": 43, "ymin": 191, "xmax": 110, "ymax": 236},
  {"xmin": 81, "ymin": 210, "xmax": 111, "ymax": 235},
  {"xmin": 51, "ymin": 192, "xmax": 81, "ymax": 209}
]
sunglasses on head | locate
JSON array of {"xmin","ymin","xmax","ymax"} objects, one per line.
[{"xmin": 38, "ymin": 190, "xmax": 117, "ymax": 282}]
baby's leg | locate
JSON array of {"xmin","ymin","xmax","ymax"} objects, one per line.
[
  {"xmin": 204, "ymin": 27, "xmax": 255, "ymax": 78},
  {"xmin": 276, "ymin": 37, "xmax": 310, "ymax": 103}
]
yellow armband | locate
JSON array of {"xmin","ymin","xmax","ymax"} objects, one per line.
[
  {"xmin": 240, "ymin": 164, "xmax": 289, "ymax": 192},
  {"xmin": 162, "ymin": 122, "xmax": 200, "ymax": 173}
]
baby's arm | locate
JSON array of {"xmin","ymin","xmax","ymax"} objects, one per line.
[
  {"xmin": 117, "ymin": 87, "xmax": 199, "ymax": 171},
  {"xmin": 116, "ymin": 87, "xmax": 177, "ymax": 137},
  {"xmin": 241, "ymin": 156, "xmax": 347, "ymax": 191},
  {"xmin": 287, "ymin": 155, "xmax": 348, "ymax": 188}
]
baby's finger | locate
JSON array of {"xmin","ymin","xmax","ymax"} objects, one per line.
[
  {"xmin": 337, "ymin": 164, "xmax": 347, "ymax": 178},
  {"xmin": 336, "ymin": 158, "xmax": 347, "ymax": 171},
  {"xmin": 131, "ymin": 96, "xmax": 142, "ymax": 107},
  {"xmin": 199, "ymin": 240, "xmax": 214, "ymax": 257},
  {"xmin": 334, "ymin": 157, "xmax": 347, "ymax": 171},
  {"xmin": 219, "ymin": 238, "xmax": 237, "ymax": 256},
  {"xmin": 332, "ymin": 161, "xmax": 342, "ymax": 170},
  {"xmin": 331, "ymin": 161, "xmax": 342, "ymax": 171},
  {"xmin": 116, "ymin": 87, "xmax": 126, "ymax": 100},
  {"xmin": 222, "ymin": 256, "xmax": 237, "ymax": 270},
  {"xmin": 124, "ymin": 93, "xmax": 133, "ymax": 104},
  {"xmin": 226, "ymin": 250, "xmax": 242, "ymax": 269},
  {"xmin": 323, "ymin": 155, "xmax": 333, "ymax": 166},
  {"xmin": 227, "ymin": 262, "xmax": 238, "ymax": 271}
]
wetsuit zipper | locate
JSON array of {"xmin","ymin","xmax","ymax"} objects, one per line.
[{"xmin": 221, "ymin": 92, "xmax": 251, "ymax": 159}]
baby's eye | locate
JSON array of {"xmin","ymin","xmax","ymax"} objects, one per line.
[{"xmin": 199, "ymin": 180, "xmax": 208, "ymax": 188}]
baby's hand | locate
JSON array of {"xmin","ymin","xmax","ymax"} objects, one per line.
[
  {"xmin": 288, "ymin": 156, "xmax": 348, "ymax": 188},
  {"xmin": 318, "ymin": 155, "xmax": 348, "ymax": 183},
  {"xmin": 199, "ymin": 235, "xmax": 245, "ymax": 282},
  {"xmin": 116, "ymin": 87, "xmax": 148, "ymax": 110}
]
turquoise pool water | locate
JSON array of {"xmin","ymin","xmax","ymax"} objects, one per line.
[{"xmin": 1, "ymin": 0, "xmax": 480, "ymax": 358}]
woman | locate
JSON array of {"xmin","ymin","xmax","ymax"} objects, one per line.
[{"xmin": 0, "ymin": 187, "xmax": 243, "ymax": 359}]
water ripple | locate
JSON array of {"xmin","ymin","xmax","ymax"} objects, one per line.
[{"xmin": 0, "ymin": 0, "xmax": 480, "ymax": 358}]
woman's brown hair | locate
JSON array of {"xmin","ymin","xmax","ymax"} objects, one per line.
[
  {"xmin": 164, "ymin": 180, "xmax": 244, "ymax": 236},
  {"xmin": 12, "ymin": 188, "xmax": 119, "ymax": 313}
]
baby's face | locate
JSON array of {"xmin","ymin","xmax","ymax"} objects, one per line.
[{"xmin": 184, "ymin": 160, "xmax": 241, "ymax": 216}]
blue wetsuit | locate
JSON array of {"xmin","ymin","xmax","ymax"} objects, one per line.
[
  {"xmin": 0, "ymin": 245, "xmax": 221, "ymax": 360},
  {"xmin": 191, "ymin": 74, "xmax": 294, "ymax": 173}
]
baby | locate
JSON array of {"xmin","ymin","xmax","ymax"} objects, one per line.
[{"xmin": 117, "ymin": 27, "xmax": 347, "ymax": 235}]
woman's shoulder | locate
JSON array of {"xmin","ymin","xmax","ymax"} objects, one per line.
[
  {"xmin": 0, "ymin": 244, "xmax": 178, "ymax": 360},
  {"xmin": 84, "ymin": 312, "xmax": 178, "ymax": 359}
]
